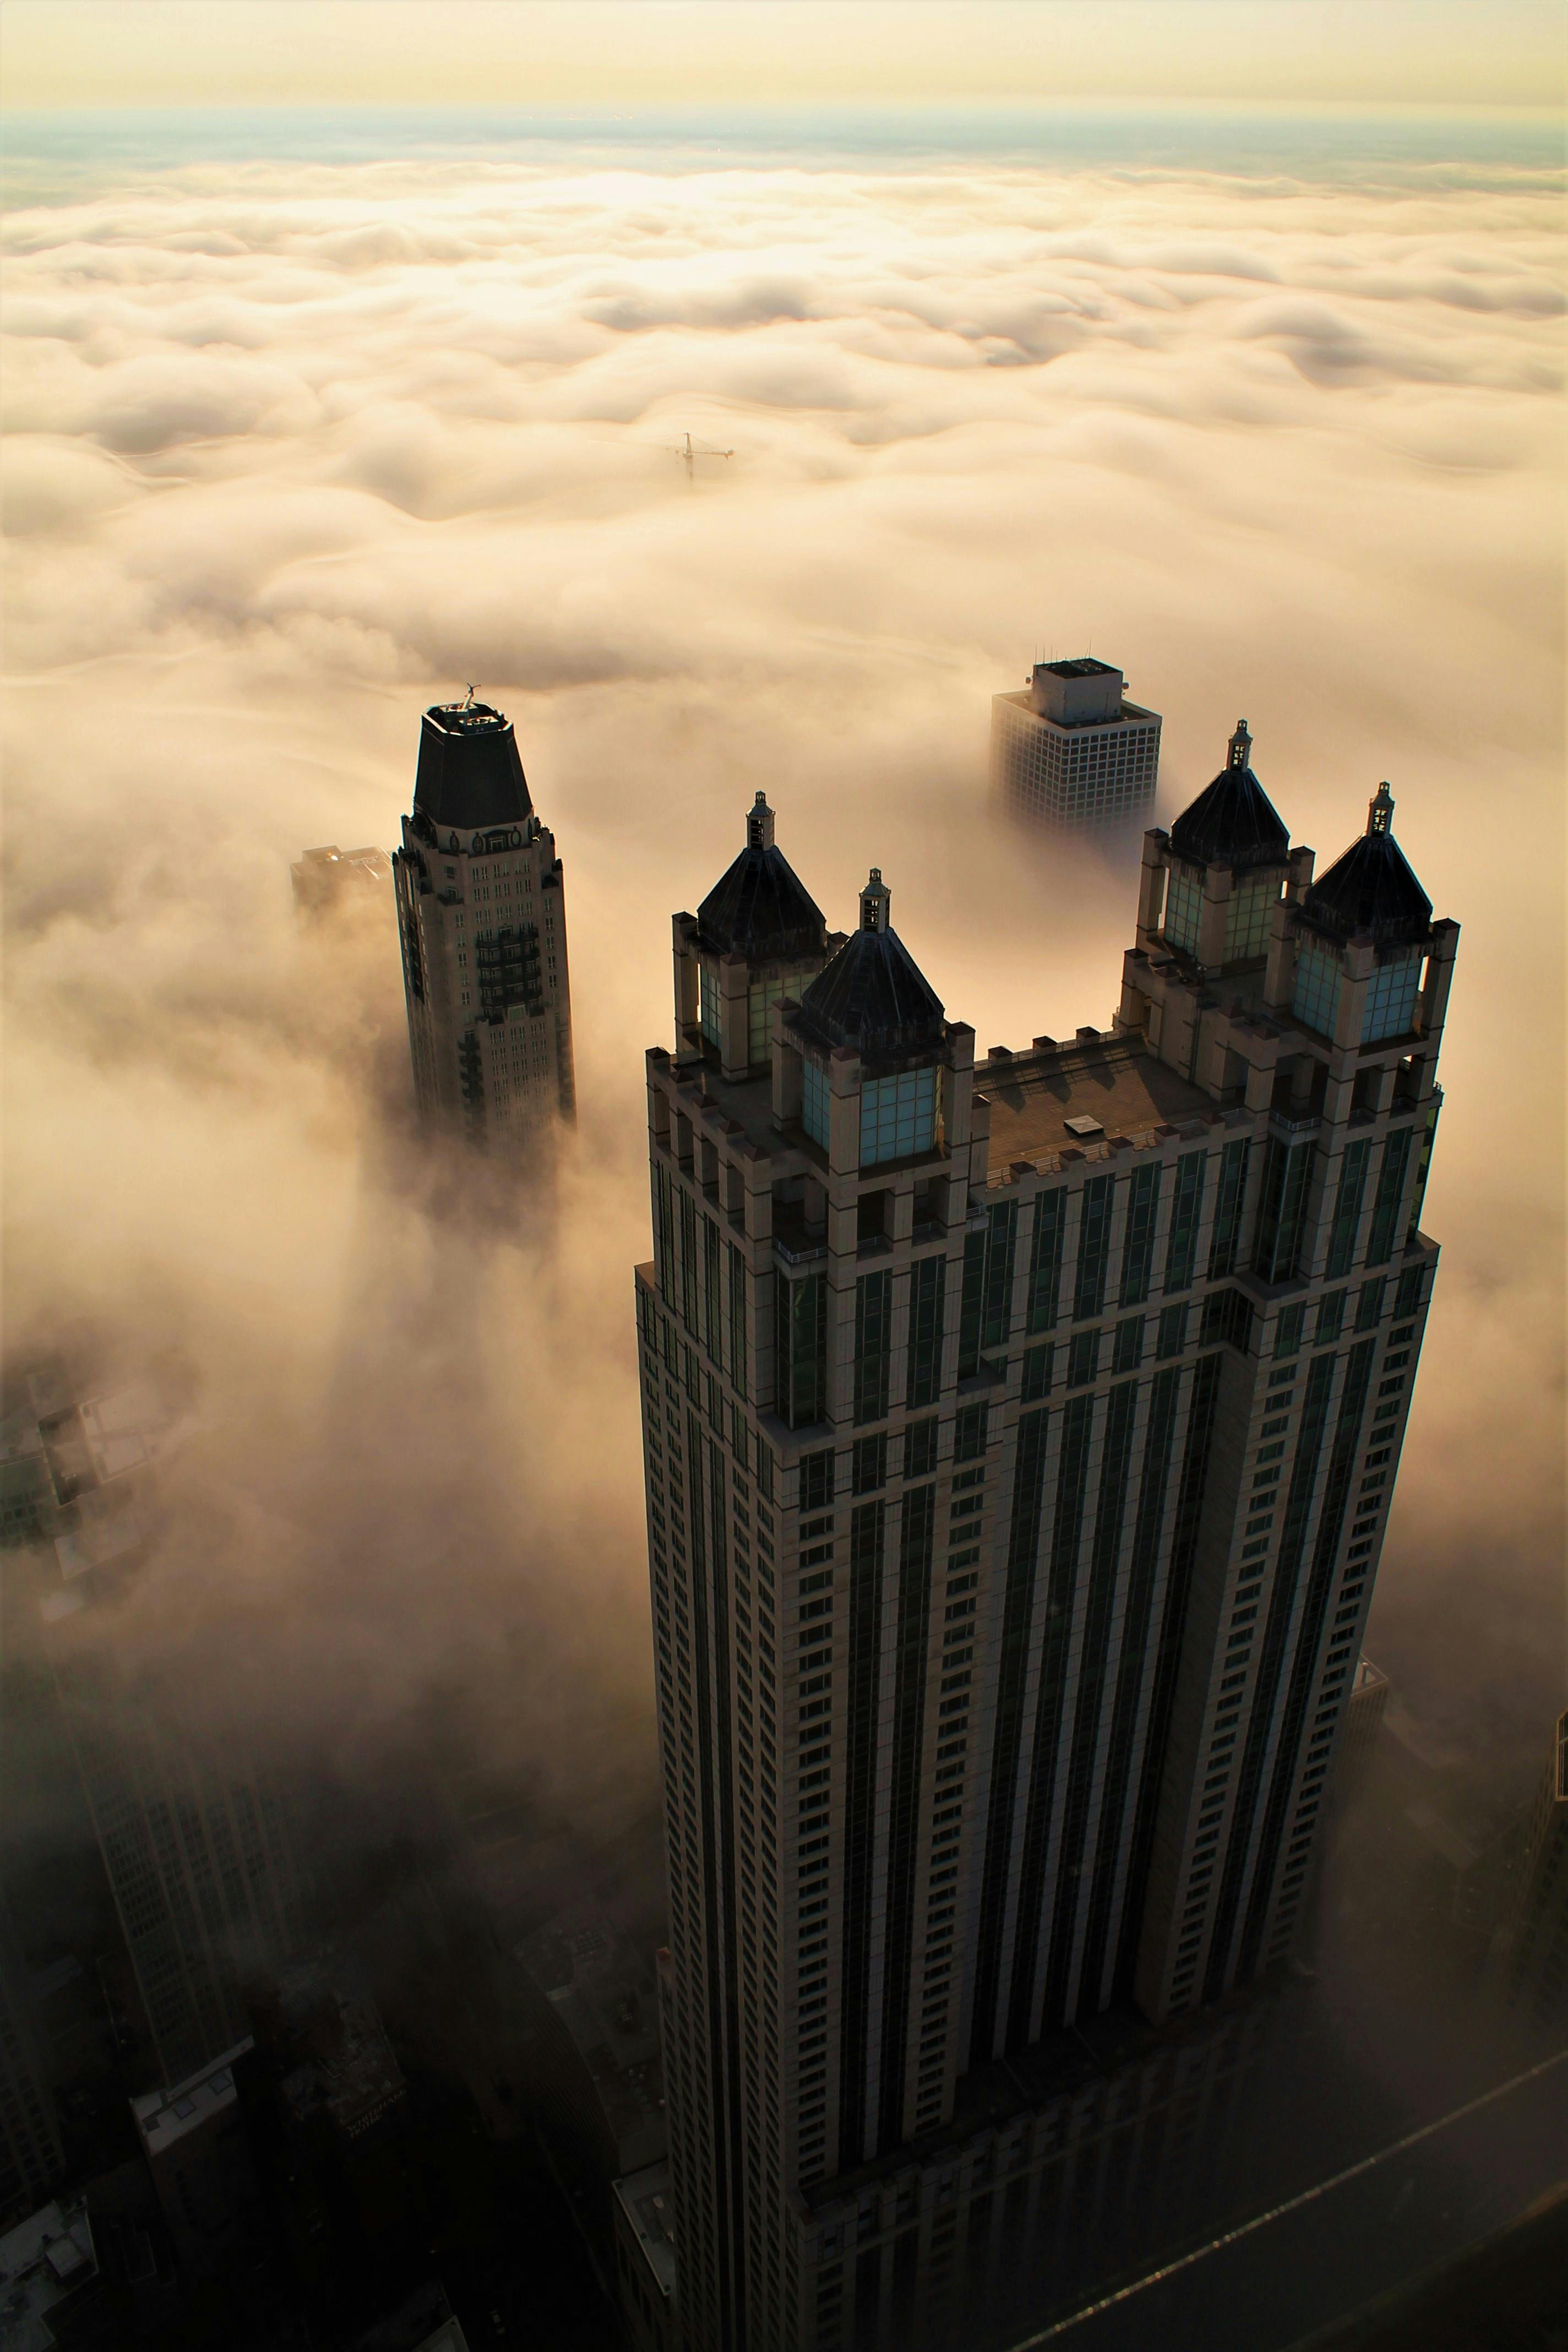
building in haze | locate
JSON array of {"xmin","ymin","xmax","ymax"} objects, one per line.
[
  {"xmin": 291, "ymin": 843, "xmax": 390, "ymax": 923},
  {"xmin": 631, "ymin": 731, "xmax": 1456, "ymax": 2349},
  {"xmin": 392, "ymin": 695, "xmax": 575, "ymax": 1156},
  {"xmin": 1489, "ymin": 1711, "xmax": 1568, "ymax": 2037},
  {"xmin": 990, "ymin": 656, "xmax": 1161, "ymax": 833}
]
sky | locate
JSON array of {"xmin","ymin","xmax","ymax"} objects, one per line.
[
  {"xmin": 2, "ymin": 26, "xmax": 1564, "ymax": 1859},
  {"xmin": 2, "ymin": 0, "xmax": 1562, "ymax": 113}
]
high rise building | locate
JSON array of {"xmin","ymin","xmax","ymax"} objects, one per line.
[
  {"xmin": 633, "ymin": 735, "xmax": 1455, "ymax": 2350},
  {"xmin": 393, "ymin": 696, "xmax": 575, "ymax": 1155},
  {"xmin": 990, "ymin": 657, "xmax": 1161, "ymax": 832},
  {"xmin": 49, "ymin": 1643, "xmax": 306, "ymax": 2089},
  {"xmin": 1489, "ymin": 1710, "xmax": 1568, "ymax": 2037}
]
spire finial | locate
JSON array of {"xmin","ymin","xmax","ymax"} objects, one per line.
[
  {"xmin": 747, "ymin": 791, "xmax": 776, "ymax": 852},
  {"xmin": 1228, "ymin": 720, "xmax": 1252, "ymax": 770},
  {"xmin": 1369, "ymin": 782, "xmax": 1395, "ymax": 837},
  {"xmin": 860, "ymin": 868, "xmax": 890, "ymax": 934}
]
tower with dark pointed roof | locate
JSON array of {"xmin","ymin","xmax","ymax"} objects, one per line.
[
  {"xmin": 391, "ymin": 695, "xmax": 575, "ymax": 1155},
  {"xmin": 672, "ymin": 793, "xmax": 833, "ymax": 1083},
  {"xmin": 1135, "ymin": 721, "xmax": 1309, "ymax": 984},
  {"xmin": 634, "ymin": 744, "xmax": 1458, "ymax": 2352}
]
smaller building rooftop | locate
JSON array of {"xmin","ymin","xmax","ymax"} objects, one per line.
[
  {"xmin": 132, "ymin": 2038, "xmax": 251, "ymax": 2162},
  {"xmin": 614, "ymin": 2160, "xmax": 678, "ymax": 2301}
]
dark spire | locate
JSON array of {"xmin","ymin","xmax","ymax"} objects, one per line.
[
  {"xmin": 1167, "ymin": 720, "xmax": 1291, "ymax": 873},
  {"xmin": 796, "ymin": 870, "xmax": 944, "ymax": 1059},
  {"xmin": 413, "ymin": 696, "xmax": 533, "ymax": 833},
  {"xmin": 1300, "ymin": 783, "xmax": 1433, "ymax": 947},
  {"xmin": 696, "ymin": 793, "xmax": 827, "ymax": 963}
]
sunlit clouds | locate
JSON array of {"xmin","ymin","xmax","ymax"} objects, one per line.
[{"xmin": 2, "ymin": 135, "xmax": 1563, "ymax": 1815}]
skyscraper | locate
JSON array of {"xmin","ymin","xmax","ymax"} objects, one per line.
[
  {"xmin": 634, "ymin": 736, "xmax": 1455, "ymax": 2349},
  {"xmin": 990, "ymin": 657, "xmax": 1161, "ymax": 832},
  {"xmin": 393, "ymin": 696, "xmax": 576, "ymax": 1155},
  {"xmin": 1489, "ymin": 1711, "xmax": 1568, "ymax": 2037}
]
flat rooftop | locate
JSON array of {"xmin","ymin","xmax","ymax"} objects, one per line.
[{"xmin": 979, "ymin": 1038, "xmax": 1215, "ymax": 1178}]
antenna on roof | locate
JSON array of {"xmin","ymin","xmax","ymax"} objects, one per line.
[{"xmin": 462, "ymin": 683, "xmax": 479, "ymax": 709}]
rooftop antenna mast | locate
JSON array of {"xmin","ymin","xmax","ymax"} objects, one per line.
[{"xmin": 671, "ymin": 430, "xmax": 734, "ymax": 482}]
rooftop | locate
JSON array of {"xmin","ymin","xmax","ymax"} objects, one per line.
[
  {"xmin": 132, "ymin": 2038, "xmax": 251, "ymax": 2160},
  {"xmin": 0, "ymin": 2201, "xmax": 98, "ymax": 2352},
  {"xmin": 1040, "ymin": 657, "xmax": 1117, "ymax": 679},
  {"xmin": 614, "ymin": 2160, "xmax": 677, "ymax": 2300},
  {"xmin": 413, "ymin": 699, "xmax": 533, "ymax": 834},
  {"xmin": 978, "ymin": 1037, "xmax": 1215, "ymax": 1177}
]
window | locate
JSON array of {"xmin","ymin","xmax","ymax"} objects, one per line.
[
  {"xmin": 860, "ymin": 1066, "xmax": 938, "ymax": 1167},
  {"xmin": 1275, "ymin": 1303, "xmax": 1305, "ymax": 1358},
  {"xmin": 777, "ymin": 1276, "xmax": 827, "ymax": 1429},
  {"xmin": 1021, "ymin": 1342, "xmax": 1053, "ymax": 1401},
  {"xmin": 802, "ymin": 1059, "xmax": 831, "ymax": 1150},
  {"xmin": 1254, "ymin": 1137, "xmax": 1312, "ymax": 1283},
  {"xmin": 1164, "ymin": 1151, "xmax": 1206, "ymax": 1294},
  {"xmin": 1325, "ymin": 1140, "xmax": 1371, "ymax": 1280},
  {"xmin": 1113, "ymin": 1316, "xmax": 1144, "ymax": 1373},
  {"xmin": 906, "ymin": 1256, "xmax": 945, "ymax": 1409},
  {"xmin": 1357, "ymin": 1276, "xmax": 1386, "ymax": 1331},
  {"xmin": 1067, "ymin": 1329, "xmax": 1101, "ymax": 1387},
  {"xmin": 852, "ymin": 1435, "xmax": 887, "ymax": 1494},
  {"xmin": 1316, "ymin": 1291, "xmax": 1345, "ymax": 1344},
  {"xmin": 954, "ymin": 1404, "xmax": 988, "ymax": 1463},
  {"xmin": 1074, "ymin": 1175, "xmax": 1115, "ymax": 1320},
  {"xmin": 1207, "ymin": 1139, "xmax": 1251, "ymax": 1280},
  {"xmin": 853, "ymin": 1270, "xmax": 892, "ymax": 1427},
  {"xmin": 798, "ymin": 1451, "xmax": 835, "ymax": 1513},
  {"xmin": 1027, "ymin": 1190, "xmax": 1066, "ymax": 1331},
  {"xmin": 1156, "ymin": 1303, "xmax": 1188, "ymax": 1360},
  {"xmin": 699, "ymin": 961, "xmax": 722, "ymax": 1044},
  {"xmin": 748, "ymin": 977, "xmax": 792, "ymax": 1066},
  {"xmin": 1120, "ymin": 1161, "xmax": 1162, "ymax": 1307},
  {"xmin": 1362, "ymin": 950, "xmax": 1422, "ymax": 1043},
  {"xmin": 904, "ymin": 1420, "xmax": 938, "ymax": 1480},
  {"xmin": 1224, "ymin": 871, "xmax": 1281, "ymax": 963},
  {"xmin": 1292, "ymin": 936, "xmax": 1341, "ymax": 1037},
  {"xmin": 1164, "ymin": 865, "xmax": 1204, "ymax": 955}
]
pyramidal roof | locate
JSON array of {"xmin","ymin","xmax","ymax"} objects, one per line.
[
  {"xmin": 696, "ymin": 794, "xmax": 827, "ymax": 964},
  {"xmin": 796, "ymin": 870, "xmax": 944, "ymax": 1060},
  {"xmin": 1168, "ymin": 721, "xmax": 1290, "ymax": 873},
  {"xmin": 414, "ymin": 699, "xmax": 533, "ymax": 832},
  {"xmin": 1301, "ymin": 785, "xmax": 1433, "ymax": 948}
]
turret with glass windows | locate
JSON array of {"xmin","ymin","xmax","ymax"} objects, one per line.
[{"xmin": 634, "ymin": 749, "xmax": 1458, "ymax": 2352}]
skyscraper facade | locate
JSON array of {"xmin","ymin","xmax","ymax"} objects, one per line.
[
  {"xmin": 393, "ymin": 696, "xmax": 575, "ymax": 1155},
  {"xmin": 634, "ymin": 736, "xmax": 1455, "ymax": 2350},
  {"xmin": 990, "ymin": 657, "xmax": 1161, "ymax": 832}
]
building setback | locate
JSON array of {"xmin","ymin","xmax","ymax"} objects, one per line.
[
  {"xmin": 990, "ymin": 657, "xmax": 1161, "ymax": 833},
  {"xmin": 633, "ymin": 735, "xmax": 1456, "ymax": 2350},
  {"xmin": 393, "ymin": 697, "xmax": 575, "ymax": 1155}
]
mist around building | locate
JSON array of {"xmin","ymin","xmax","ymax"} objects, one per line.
[{"xmin": 2, "ymin": 651, "xmax": 1564, "ymax": 2352}]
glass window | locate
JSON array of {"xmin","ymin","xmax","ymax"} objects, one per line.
[
  {"xmin": 1292, "ymin": 937, "xmax": 1341, "ymax": 1038},
  {"xmin": 860, "ymin": 1068, "xmax": 938, "ymax": 1167},
  {"xmin": 802, "ymin": 1058, "xmax": 831, "ymax": 1150},
  {"xmin": 1067, "ymin": 1329, "xmax": 1101, "ymax": 1387},
  {"xmin": 699, "ymin": 960, "xmax": 721, "ymax": 1046},
  {"xmin": 1164, "ymin": 867, "xmax": 1204, "ymax": 956},
  {"xmin": 748, "ymin": 977, "xmax": 792, "ymax": 1066},
  {"xmin": 1361, "ymin": 951, "xmax": 1422, "ymax": 1044},
  {"xmin": 1224, "ymin": 872, "xmax": 1281, "ymax": 964}
]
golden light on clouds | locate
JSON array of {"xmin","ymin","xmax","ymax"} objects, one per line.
[
  {"xmin": 2, "ymin": 107, "xmax": 1563, "ymax": 1792},
  {"xmin": 1, "ymin": 0, "xmax": 1564, "ymax": 112}
]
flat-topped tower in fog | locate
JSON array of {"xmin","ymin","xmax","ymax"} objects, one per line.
[
  {"xmin": 631, "ymin": 733, "xmax": 1456, "ymax": 2350},
  {"xmin": 392, "ymin": 696, "xmax": 575, "ymax": 1156},
  {"xmin": 992, "ymin": 655, "xmax": 1161, "ymax": 832}
]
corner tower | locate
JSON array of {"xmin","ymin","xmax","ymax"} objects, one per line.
[
  {"xmin": 673, "ymin": 793, "xmax": 832, "ymax": 1082},
  {"xmin": 391, "ymin": 696, "xmax": 575, "ymax": 1156}
]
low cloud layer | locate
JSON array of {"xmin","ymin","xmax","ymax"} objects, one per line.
[{"xmin": 3, "ymin": 138, "xmax": 1563, "ymax": 1848}]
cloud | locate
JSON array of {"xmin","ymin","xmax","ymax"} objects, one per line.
[{"xmin": 2, "ymin": 141, "xmax": 1562, "ymax": 1871}]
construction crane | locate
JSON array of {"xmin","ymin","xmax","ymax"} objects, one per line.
[{"xmin": 670, "ymin": 431, "xmax": 733, "ymax": 481}]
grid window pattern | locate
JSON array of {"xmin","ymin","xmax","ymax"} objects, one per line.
[
  {"xmin": 748, "ymin": 978, "xmax": 793, "ymax": 1065},
  {"xmin": 992, "ymin": 696, "xmax": 1160, "ymax": 830},
  {"xmin": 1292, "ymin": 937, "xmax": 1341, "ymax": 1037},
  {"xmin": 699, "ymin": 961, "xmax": 722, "ymax": 1046},
  {"xmin": 803, "ymin": 1058, "xmax": 831, "ymax": 1150},
  {"xmin": 1164, "ymin": 869, "xmax": 1204, "ymax": 956},
  {"xmin": 1224, "ymin": 872, "xmax": 1281, "ymax": 963},
  {"xmin": 1362, "ymin": 951, "xmax": 1422, "ymax": 1044},
  {"xmin": 861, "ymin": 1069, "xmax": 937, "ymax": 1168}
]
